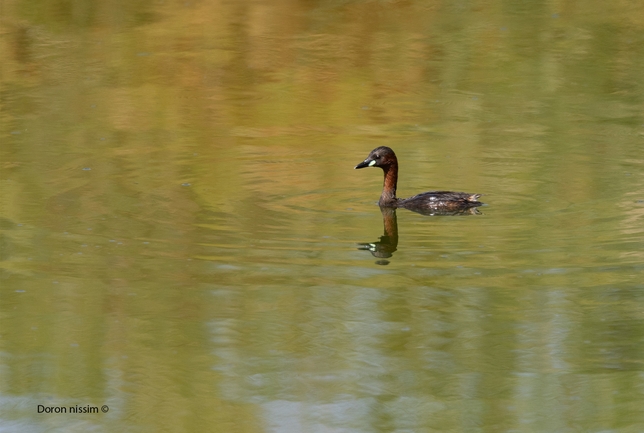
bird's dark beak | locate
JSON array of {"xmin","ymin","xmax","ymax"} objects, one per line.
[{"xmin": 355, "ymin": 159, "xmax": 373, "ymax": 169}]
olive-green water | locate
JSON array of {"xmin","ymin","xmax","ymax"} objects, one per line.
[{"xmin": 2, "ymin": 1, "xmax": 644, "ymax": 432}]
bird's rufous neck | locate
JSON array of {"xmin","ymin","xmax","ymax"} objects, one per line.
[{"xmin": 378, "ymin": 164, "xmax": 398, "ymax": 206}]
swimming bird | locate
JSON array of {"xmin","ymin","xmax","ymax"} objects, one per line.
[{"xmin": 355, "ymin": 146, "xmax": 483, "ymax": 212}]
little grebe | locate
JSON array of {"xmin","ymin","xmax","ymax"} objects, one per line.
[{"xmin": 355, "ymin": 146, "xmax": 483, "ymax": 212}]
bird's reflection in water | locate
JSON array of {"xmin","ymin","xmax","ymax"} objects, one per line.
[
  {"xmin": 358, "ymin": 206, "xmax": 399, "ymax": 265},
  {"xmin": 358, "ymin": 206, "xmax": 481, "ymax": 265}
]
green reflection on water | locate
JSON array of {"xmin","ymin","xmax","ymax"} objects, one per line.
[{"xmin": 1, "ymin": 0, "xmax": 644, "ymax": 432}]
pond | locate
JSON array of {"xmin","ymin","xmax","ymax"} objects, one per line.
[{"xmin": 1, "ymin": 0, "xmax": 644, "ymax": 432}]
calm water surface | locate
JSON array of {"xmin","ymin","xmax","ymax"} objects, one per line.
[{"xmin": 2, "ymin": 1, "xmax": 644, "ymax": 432}]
